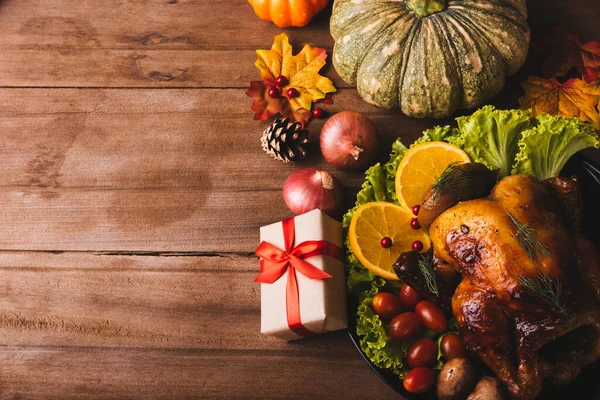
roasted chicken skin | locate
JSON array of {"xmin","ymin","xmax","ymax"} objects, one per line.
[{"xmin": 428, "ymin": 175, "xmax": 600, "ymax": 400}]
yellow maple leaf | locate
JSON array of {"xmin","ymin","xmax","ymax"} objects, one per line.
[
  {"xmin": 255, "ymin": 33, "xmax": 336, "ymax": 111},
  {"xmin": 519, "ymin": 76, "xmax": 600, "ymax": 129}
]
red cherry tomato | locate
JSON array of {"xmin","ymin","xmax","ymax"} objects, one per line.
[
  {"xmin": 399, "ymin": 284, "xmax": 421, "ymax": 309},
  {"xmin": 441, "ymin": 334, "xmax": 468, "ymax": 360},
  {"xmin": 403, "ymin": 367, "xmax": 436, "ymax": 394},
  {"xmin": 371, "ymin": 292, "xmax": 404, "ymax": 320},
  {"xmin": 388, "ymin": 312, "xmax": 421, "ymax": 340},
  {"xmin": 415, "ymin": 300, "xmax": 447, "ymax": 332},
  {"xmin": 407, "ymin": 338, "xmax": 437, "ymax": 368}
]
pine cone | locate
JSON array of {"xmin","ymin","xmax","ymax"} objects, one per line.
[{"xmin": 261, "ymin": 117, "xmax": 309, "ymax": 163}]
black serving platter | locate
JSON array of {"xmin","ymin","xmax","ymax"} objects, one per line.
[{"xmin": 347, "ymin": 153, "xmax": 600, "ymax": 400}]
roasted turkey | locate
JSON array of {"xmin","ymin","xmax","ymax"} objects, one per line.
[{"xmin": 394, "ymin": 167, "xmax": 600, "ymax": 400}]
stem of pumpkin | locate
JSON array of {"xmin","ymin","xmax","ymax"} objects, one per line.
[{"xmin": 407, "ymin": 0, "xmax": 446, "ymax": 18}]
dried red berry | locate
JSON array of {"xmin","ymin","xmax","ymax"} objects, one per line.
[
  {"xmin": 312, "ymin": 107, "xmax": 325, "ymax": 118},
  {"xmin": 268, "ymin": 87, "xmax": 280, "ymax": 98},
  {"xmin": 412, "ymin": 205, "xmax": 420, "ymax": 216},
  {"xmin": 410, "ymin": 218, "xmax": 421, "ymax": 230},
  {"xmin": 286, "ymin": 87, "xmax": 299, "ymax": 98},
  {"xmin": 412, "ymin": 240, "xmax": 424, "ymax": 252},
  {"xmin": 380, "ymin": 237, "xmax": 393, "ymax": 248},
  {"xmin": 275, "ymin": 75, "xmax": 288, "ymax": 87}
]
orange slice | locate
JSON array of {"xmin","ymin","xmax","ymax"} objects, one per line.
[
  {"xmin": 395, "ymin": 142, "xmax": 470, "ymax": 212},
  {"xmin": 349, "ymin": 202, "xmax": 431, "ymax": 280}
]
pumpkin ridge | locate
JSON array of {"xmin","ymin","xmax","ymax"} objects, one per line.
[
  {"xmin": 449, "ymin": 1, "xmax": 529, "ymax": 75},
  {"xmin": 427, "ymin": 14, "xmax": 462, "ymax": 116},
  {"xmin": 397, "ymin": 18, "xmax": 425, "ymax": 111},
  {"xmin": 448, "ymin": 8, "xmax": 517, "ymax": 76},
  {"xmin": 354, "ymin": 10, "xmax": 417, "ymax": 106},
  {"xmin": 432, "ymin": 13, "xmax": 465, "ymax": 109},
  {"xmin": 441, "ymin": 11, "xmax": 505, "ymax": 108},
  {"xmin": 332, "ymin": 2, "xmax": 412, "ymax": 85}
]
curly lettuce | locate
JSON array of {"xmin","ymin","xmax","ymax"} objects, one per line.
[
  {"xmin": 512, "ymin": 114, "xmax": 600, "ymax": 179},
  {"xmin": 343, "ymin": 164, "xmax": 387, "ymax": 292},
  {"xmin": 454, "ymin": 106, "xmax": 533, "ymax": 178}
]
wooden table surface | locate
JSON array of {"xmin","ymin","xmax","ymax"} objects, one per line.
[{"xmin": 0, "ymin": 1, "xmax": 598, "ymax": 398}]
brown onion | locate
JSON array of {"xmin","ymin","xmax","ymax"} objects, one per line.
[
  {"xmin": 320, "ymin": 111, "xmax": 379, "ymax": 171},
  {"xmin": 283, "ymin": 168, "xmax": 343, "ymax": 217}
]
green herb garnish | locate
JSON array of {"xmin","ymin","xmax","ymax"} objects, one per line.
[
  {"xmin": 519, "ymin": 271, "xmax": 568, "ymax": 315},
  {"xmin": 431, "ymin": 162, "xmax": 470, "ymax": 199},
  {"xmin": 508, "ymin": 213, "xmax": 550, "ymax": 260},
  {"xmin": 418, "ymin": 254, "xmax": 439, "ymax": 296}
]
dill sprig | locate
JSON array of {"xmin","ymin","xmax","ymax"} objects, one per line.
[
  {"xmin": 508, "ymin": 213, "xmax": 550, "ymax": 261},
  {"xmin": 431, "ymin": 162, "xmax": 470, "ymax": 199},
  {"xmin": 418, "ymin": 255, "xmax": 439, "ymax": 296},
  {"xmin": 519, "ymin": 271, "xmax": 568, "ymax": 316}
]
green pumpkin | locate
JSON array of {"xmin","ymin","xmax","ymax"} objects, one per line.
[{"xmin": 330, "ymin": 0, "xmax": 530, "ymax": 118}]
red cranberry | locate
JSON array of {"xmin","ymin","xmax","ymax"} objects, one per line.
[
  {"xmin": 410, "ymin": 218, "xmax": 421, "ymax": 230},
  {"xmin": 275, "ymin": 75, "xmax": 288, "ymax": 87},
  {"xmin": 268, "ymin": 87, "xmax": 280, "ymax": 98},
  {"xmin": 312, "ymin": 107, "xmax": 325, "ymax": 118},
  {"xmin": 286, "ymin": 87, "xmax": 299, "ymax": 98},
  {"xmin": 412, "ymin": 205, "xmax": 420, "ymax": 216},
  {"xmin": 380, "ymin": 237, "xmax": 393, "ymax": 248},
  {"xmin": 412, "ymin": 240, "xmax": 424, "ymax": 252}
]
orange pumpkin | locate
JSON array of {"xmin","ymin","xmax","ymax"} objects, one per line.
[{"xmin": 248, "ymin": 0, "xmax": 329, "ymax": 28}]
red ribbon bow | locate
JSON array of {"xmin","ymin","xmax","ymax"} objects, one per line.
[{"xmin": 255, "ymin": 216, "xmax": 343, "ymax": 337}]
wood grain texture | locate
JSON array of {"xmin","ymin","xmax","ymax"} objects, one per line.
[
  {"xmin": 0, "ymin": 346, "xmax": 397, "ymax": 399},
  {"xmin": 0, "ymin": 0, "xmax": 596, "ymax": 87},
  {"xmin": 0, "ymin": 251, "xmax": 352, "ymax": 351}
]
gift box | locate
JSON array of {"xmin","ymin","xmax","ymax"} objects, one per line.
[{"xmin": 255, "ymin": 209, "xmax": 348, "ymax": 340}]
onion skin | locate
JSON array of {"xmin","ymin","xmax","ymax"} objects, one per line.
[
  {"xmin": 283, "ymin": 168, "xmax": 344, "ymax": 217},
  {"xmin": 320, "ymin": 111, "xmax": 379, "ymax": 171}
]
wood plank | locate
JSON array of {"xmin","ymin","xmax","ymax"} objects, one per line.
[
  {"xmin": 0, "ymin": 0, "xmax": 596, "ymax": 87},
  {"xmin": 0, "ymin": 346, "xmax": 396, "ymax": 399},
  {"xmin": 0, "ymin": 87, "xmax": 432, "ymax": 252},
  {"xmin": 0, "ymin": 251, "xmax": 353, "ymax": 350},
  {"xmin": 0, "ymin": 88, "xmax": 398, "ymax": 192}
]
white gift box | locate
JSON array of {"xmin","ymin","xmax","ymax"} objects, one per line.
[{"xmin": 258, "ymin": 209, "xmax": 348, "ymax": 340}]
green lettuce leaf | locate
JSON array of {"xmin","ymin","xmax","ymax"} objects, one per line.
[
  {"xmin": 342, "ymin": 164, "xmax": 388, "ymax": 293},
  {"xmin": 414, "ymin": 125, "xmax": 460, "ymax": 146},
  {"xmin": 512, "ymin": 114, "xmax": 600, "ymax": 179},
  {"xmin": 454, "ymin": 106, "xmax": 533, "ymax": 178},
  {"xmin": 383, "ymin": 140, "xmax": 409, "ymax": 204}
]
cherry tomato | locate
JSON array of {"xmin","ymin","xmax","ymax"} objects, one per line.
[
  {"xmin": 407, "ymin": 338, "xmax": 437, "ymax": 368},
  {"xmin": 415, "ymin": 300, "xmax": 447, "ymax": 332},
  {"xmin": 403, "ymin": 367, "xmax": 436, "ymax": 394},
  {"xmin": 399, "ymin": 284, "xmax": 421, "ymax": 309},
  {"xmin": 371, "ymin": 292, "xmax": 404, "ymax": 320},
  {"xmin": 441, "ymin": 333, "xmax": 468, "ymax": 360},
  {"xmin": 388, "ymin": 312, "xmax": 421, "ymax": 340}
]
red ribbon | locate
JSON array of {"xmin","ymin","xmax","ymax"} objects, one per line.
[{"xmin": 255, "ymin": 217, "xmax": 343, "ymax": 337}]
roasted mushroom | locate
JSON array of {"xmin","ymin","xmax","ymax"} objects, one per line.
[
  {"xmin": 466, "ymin": 377, "xmax": 509, "ymax": 400},
  {"xmin": 436, "ymin": 357, "xmax": 477, "ymax": 400}
]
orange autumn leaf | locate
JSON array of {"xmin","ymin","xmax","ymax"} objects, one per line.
[
  {"xmin": 519, "ymin": 76, "xmax": 600, "ymax": 129},
  {"xmin": 537, "ymin": 26, "xmax": 600, "ymax": 83},
  {"xmin": 246, "ymin": 80, "xmax": 312, "ymax": 127},
  {"xmin": 254, "ymin": 33, "xmax": 336, "ymax": 111}
]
